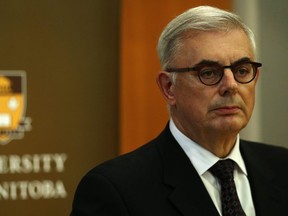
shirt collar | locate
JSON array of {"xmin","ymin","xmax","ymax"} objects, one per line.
[{"xmin": 169, "ymin": 119, "xmax": 247, "ymax": 176}]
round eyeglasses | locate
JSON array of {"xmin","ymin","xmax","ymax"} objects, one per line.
[{"xmin": 166, "ymin": 61, "xmax": 262, "ymax": 86}]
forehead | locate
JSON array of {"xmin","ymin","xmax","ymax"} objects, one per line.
[{"xmin": 175, "ymin": 29, "xmax": 254, "ymax": 65}]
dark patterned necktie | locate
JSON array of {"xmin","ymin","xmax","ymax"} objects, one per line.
[{"xmin": 209, "ymin": 159, "xmax": 246, "ymax": 216}]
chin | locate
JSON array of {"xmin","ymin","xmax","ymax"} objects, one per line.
[{"xmin": 212, "ymin": 118, "xmax": 247, "ymax": 133}]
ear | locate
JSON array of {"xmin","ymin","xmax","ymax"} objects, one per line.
[{"xmin": 156, "ymin": 71, "xmax": 176, "ymax": 105}]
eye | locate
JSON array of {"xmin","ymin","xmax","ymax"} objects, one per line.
[
  {"xmin": 234, "ymin": 64, "xmax": 252, "ymax": 77},
  {"xmin": 199, "ymin": 67, "xmax": 221, "ymax": 79}
]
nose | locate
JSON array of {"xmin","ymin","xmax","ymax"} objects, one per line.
[{"xmin": 218, "ymin": 69, "xmax": 238, "ymax": 96}]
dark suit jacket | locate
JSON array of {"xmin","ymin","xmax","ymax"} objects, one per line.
[{"xmin": 71, "ymin": 125, "xmax": 288, "ymax": 216}]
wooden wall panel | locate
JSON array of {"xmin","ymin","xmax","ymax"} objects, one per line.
[{"xmin": 120, "ymin": 0, "xmax": 232, "ymax": 153}]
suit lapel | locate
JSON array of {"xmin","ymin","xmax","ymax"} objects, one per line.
[
  {"xmin": 240, "ymin": 140, "xmax": 284, "ymax": 216},
  {"xmin": 154, "ymin": 127, "xmax": 285, "ymax": 215},
  {"xmin": 156, "ymin": 126, "xmax": 219, "ymax": 216}
]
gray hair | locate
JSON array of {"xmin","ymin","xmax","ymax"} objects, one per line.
[{"xmin": 157, "ymin": 6, "xmax": 256, "ymax": 70}]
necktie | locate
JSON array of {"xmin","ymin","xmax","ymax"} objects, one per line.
[{"xmin": 209, "ymin": 159, "xmax": 246, "ymax": 216}]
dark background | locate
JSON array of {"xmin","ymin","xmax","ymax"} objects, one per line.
[{"xmin": 0, "ymin": 1, "xmax": 119, "ymax": 215}]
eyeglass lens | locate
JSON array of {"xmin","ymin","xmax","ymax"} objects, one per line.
[{"xmin": 198, "ymin": 62, "xmax": 257, "ymax": 85}]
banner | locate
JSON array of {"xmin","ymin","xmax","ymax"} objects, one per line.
[{"xmin": 0, "ymin": 1, "xmax": 119, "ymax": 215}]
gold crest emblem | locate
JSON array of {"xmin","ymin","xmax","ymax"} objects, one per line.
[{"xmin": 0, "ymin": 71, "xmax": 31, "ymax": 145}]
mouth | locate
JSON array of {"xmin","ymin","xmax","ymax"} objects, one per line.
[{"xmin": 212, "ymin": 106, "xmax": 241, "ymax": 115}]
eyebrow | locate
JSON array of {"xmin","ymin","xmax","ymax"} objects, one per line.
[
  {"xmin": 232, "ymin": 57, "xmax": 253, "ymax": 65},
  {"xmin": 165, "ymin": 57, "xmax": 254, "ymax": 73},
  {"xmin": 194, "ymin": 57, "xmax": 253, "ymax": 68}
]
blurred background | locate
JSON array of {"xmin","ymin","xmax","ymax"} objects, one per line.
[{"xmin": 0, "ymin": 0, "xmax": 287, "ymax": 215}]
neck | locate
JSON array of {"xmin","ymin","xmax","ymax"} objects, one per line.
[
  {"xmin": 172, "ymin": 118, "xmax": 238, "ymax": 158},
  {"xmin": 202, "ymin": 136, "xmax": 237, "ymax": 158}
]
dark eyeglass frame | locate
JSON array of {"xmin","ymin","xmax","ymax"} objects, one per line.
[{"xmin": 166, "ymin": 61, "xmax": 262, "ymax": 86}]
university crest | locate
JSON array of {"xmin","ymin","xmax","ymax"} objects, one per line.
[{"xmin": 0, "ymin": 71, "xmax": 31, "ymax": 145}]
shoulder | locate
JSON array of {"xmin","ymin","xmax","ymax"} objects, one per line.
[
  {"xmin": 87, "ymin": 124, "xmax": 173, "ymax": 182},
  {"xmin": 87, "ymin": 138, "xmax": 163, "ymax": 184},
  {"xmin": 240, "ymin": 139, "xmax": 288, "ymax": 165},
  {"xmin": 71, "ymin": 139, "xmax": 164, "ymax": 215},
  {"xmin": 240, "ymin": 139, "xmax": 287, "ymax": 154}
]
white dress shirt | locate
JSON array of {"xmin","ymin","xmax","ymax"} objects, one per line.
[{"xmin": 169, "ymin": 120, "xmax": 256, "ymax": 216}]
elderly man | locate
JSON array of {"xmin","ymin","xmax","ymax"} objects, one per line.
[{"xmin": 71, "ymin": 6, "xmax": 288, "ymax": 216}]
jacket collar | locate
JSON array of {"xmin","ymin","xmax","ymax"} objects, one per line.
[
  {"xmin": 156, "ymin": 125, "xmax": 219, "ymax": 216},
  {"xmin": 156, "ymin": 125, "xmax": 284, "ymax": 216}
]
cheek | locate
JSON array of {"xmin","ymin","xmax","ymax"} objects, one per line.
[
  {"xmin": 173, "ymin": 75, "xmax": 215, "ymax": 115},
  {"xmin": 248, "ymin": 95, "xmax": 256, "ymax": 115},
  {"xmin": 241, "ymin": 85, "xmax": 256, "ymax": 114},
  {"xmin": 175, "ymin": 86, "xmax": 210, "ymax": 116}
]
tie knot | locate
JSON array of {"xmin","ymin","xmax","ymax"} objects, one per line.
[{"xmin": 209, "ymin": 159, "xmax": 235, "ymax": 182}]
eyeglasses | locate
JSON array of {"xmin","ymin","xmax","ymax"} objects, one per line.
[{"xmin": 166, "ymin": 61, "xmax": 262, "ymax": 86}]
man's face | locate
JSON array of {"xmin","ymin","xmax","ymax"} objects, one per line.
[{"xmin": 158, "ymin": 29, "xmax": 259, "ymax": 143}]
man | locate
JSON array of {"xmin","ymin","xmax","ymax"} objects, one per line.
[{"xmin": 71, "ymin": 6, "xmax": 288, "ymax": 216}]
